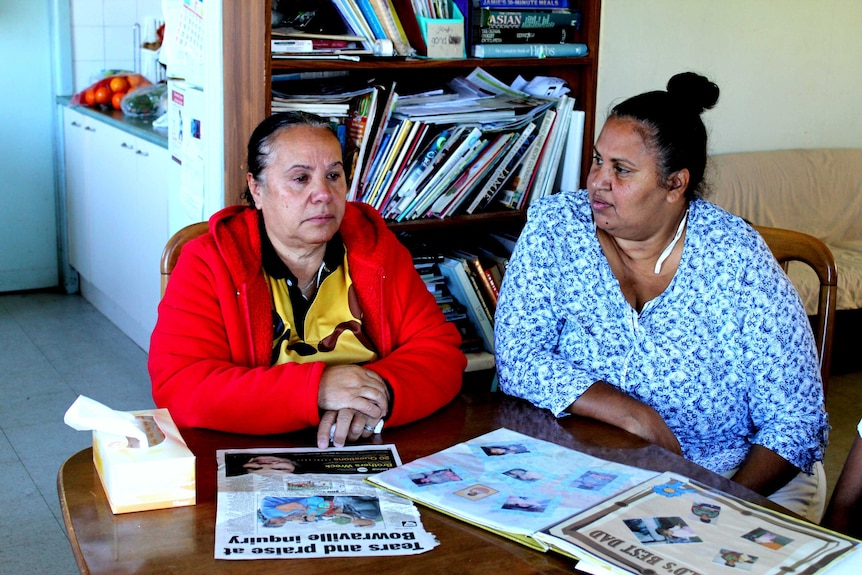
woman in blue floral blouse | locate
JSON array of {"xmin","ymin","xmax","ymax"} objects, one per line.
[{"xmin": 494, "ymin": 72, "xmax": 828, "ymax": 521}]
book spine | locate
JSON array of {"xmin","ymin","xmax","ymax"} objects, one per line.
[
  {"xmin": 369, "ymin": 0, "xmax": 415, "ymax": 56},
  {"xmin": 467, "ymin": 258, "xmax": 498, "ymax": 312},
  {"xmin": 478, "ymin": 0, "xmax": 569, "ymax": 9},
  {"xmin": 475, "ymin": 26, "xmax": 579, "ymax": 44},
  {"xmin": 355, "ymin": 0, "xmax": 389, "ymax": 39},
  {"xmin": 483, "ymin": 268, "xmax": 500, "ymax": 299},
  {"xmin": 475, "ymin": 8, "xmax": 582, "ymax": 28},
  {"xmin": 438, "ymin": 258, "xmax": 495, "ymax": 352},
  {"xmin": 460, "ymin": 258, "xmax": 495, "ymax": 329},
  {"xmin": 271, "ymin": 39, "xmax": 355, "ymax": 52},
  {"xmin": 332, "ymin": 0, "xmax": 377, "ymax": 51},
  {"xmin": 472, "ymin": 42, "xmax": 587, "ymax": 57},
  {"xmin": 556, "ymin": 109, "xmax": 585, "ymax": 194},
  {"xmin": 346, "ymin": 89, "xmax": 377, "ymax": 199},
  {"xmin": 466, "ymin": 122, "xmax": 536, "ymax": 214},
  {"xmin": 430, "ymin": 132, "xmax": 514, "ymax": 218},
  {"xmin": 356, "ymin": 85, "xmax": 399, "ymax": 200},
  {"xmin": 271, "ymin": 39, "xmax": 313, "ymax": 52},
  {"xmin": 530, "ymin": 95, "xmax": 572, "ymax": 203},
  {"xmin": 502, "ymin": 108, "xmax": 556, "ymax": 208},
  {"xmin": 390, "ymin": 0, "xmax": 429, "ymax": 55}
]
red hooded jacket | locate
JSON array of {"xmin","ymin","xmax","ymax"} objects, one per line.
[{"xmin": 148, "ymin": 203, "xmax": 465, "ymax": 434}]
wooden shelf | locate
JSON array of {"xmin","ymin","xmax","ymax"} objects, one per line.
[
  {"xmin": 385, "ymin": 209, "xmax": 526, "ymax": 234},
  {"xmin": 271, "ymin": 55, "xmax": 596, "ymax": 72}
]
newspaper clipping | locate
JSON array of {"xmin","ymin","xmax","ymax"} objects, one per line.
[{"xmin": 215, "ymin": 445, "xmax": 438, "ymax": 560}]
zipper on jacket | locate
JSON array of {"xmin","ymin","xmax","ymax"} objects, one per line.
[
  {"xmin": 375, "ymin": 267, "xmax": 390, "ymax": 353},
  {"xmin": 237, "ymin": 283, "xmax": 256, "ymax": 363}
]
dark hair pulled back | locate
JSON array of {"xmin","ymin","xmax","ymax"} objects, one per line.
[
  {"xmin": 241, "ymin": 111, "xmax": 337, "ymax": 206},
  {"xmin": 610, "ymin": 72, "xmax": 719, "ymax": 200}
]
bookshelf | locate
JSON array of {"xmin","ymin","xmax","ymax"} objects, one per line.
[
  {"xmin": 221, "ymin": 0, "xmax": 602, "ymax": 219},
  {"xmin": 219, "ymin": 1, "xmax": 601, "ymax": 379}
]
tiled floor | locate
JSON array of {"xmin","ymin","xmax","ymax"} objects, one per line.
[
  {"xmin": 0, "ymin": 291, "xmax": 859, "ymax": 574},
  {"xmin": 0, "ymin": 291, "xmax": 154, "ymax": 575}
]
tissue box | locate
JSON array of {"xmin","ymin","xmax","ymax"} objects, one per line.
[{"xmin": 92, "ymin": 408, "xmax": 196, "ymax": 514}]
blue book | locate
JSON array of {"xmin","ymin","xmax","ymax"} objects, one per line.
[
  {"xmin": 472, "ymin": 42, "xmax": 587, "ymax": 58},
  {"xmin": 477, "ymin": 0, "xmax": 569, "ymax": 8},
  {"xmin": 359, "ymin": 131, "xmax": 392, "ymax": 202},
  {"xmin": 355, "ymin": 0, "xmax": 388, "ymax": 40}
]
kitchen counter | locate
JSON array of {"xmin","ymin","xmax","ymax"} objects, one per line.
[{"xmin": 57, "ymin": 96, "xmax": 168, "ymax": 149}]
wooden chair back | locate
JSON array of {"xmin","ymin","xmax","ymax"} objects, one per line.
[
  {"xmin": 753, "ymin": 225, "xmax": 837, "ymax": 395},
  {"xmin": 160, "ymin": 222, "xmax": 209, "ymax": 298}
]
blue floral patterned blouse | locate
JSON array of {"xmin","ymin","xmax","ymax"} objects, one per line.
[{"xmin": 494, "ymin": 190, "xmax": 828, "ymax": 474}]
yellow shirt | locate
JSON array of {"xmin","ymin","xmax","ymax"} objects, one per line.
[{"xmin": 268, "ymin": 252, "xmax": 377, "ymax": 366}]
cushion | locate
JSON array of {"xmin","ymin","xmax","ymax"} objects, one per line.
[{"xmin": 709, "ymin": 149, "xmax": 862, "ymax": 244}]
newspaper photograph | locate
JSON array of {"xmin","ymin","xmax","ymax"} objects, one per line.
[{"xmin": 215, "ymin": 445, "xmax": 438, "ymax": 559}]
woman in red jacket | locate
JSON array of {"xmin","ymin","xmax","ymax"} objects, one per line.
[{"xmin": 149, "ymin": 111, "xmax": 465, "ymax": 448}]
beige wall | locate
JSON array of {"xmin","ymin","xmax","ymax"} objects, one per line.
[{"xmin": 596, "ymin": 0, "xmax": 862, "ymax": 154}]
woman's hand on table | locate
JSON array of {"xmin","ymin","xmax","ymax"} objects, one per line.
[
  {"xmin": 316, "ymin": 365, "xmax": 389, "ymax": 448},
  {"xmin": 317, "ymin": 408, "xmax": 382, "ymax": 449}
]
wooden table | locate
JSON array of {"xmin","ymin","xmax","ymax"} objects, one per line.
[{"xmin": 58, "ymin": 392, "xmax": 781, "ymax": 574}]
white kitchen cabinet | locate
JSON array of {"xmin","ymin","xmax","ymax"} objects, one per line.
[
  {"xmin": 62, "ymin": 106, "xmax": 172, "ymax": 351},
  {"xmin": 63, "ymin": 107, "xmax": 96, "ymax": 280}
]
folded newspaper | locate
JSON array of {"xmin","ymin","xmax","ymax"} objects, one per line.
[{"xmin": 215, "ymin": 445, "xmax": 438, "ymax": 559}]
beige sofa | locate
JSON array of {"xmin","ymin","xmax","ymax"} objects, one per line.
[{"xmin": 709, "ymin": 148, "xmax": 862, "ymax": 317}]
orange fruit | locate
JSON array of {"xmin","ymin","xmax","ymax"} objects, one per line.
[
  {"xmin": 127, "ymin": 74, "xmax": 146, "ymax": 88},
  {"xmin": 112, "ymin": 91, "xmax": 126, "ymax": 110},
  {"xmin": 109, "ymin": 76, "xmax": 130, "ymax": 93},
  {"xmin": 94, "ymin": 86, "xmax": 112, "ymax": 106},
  {"xmin": 84, "ymin": 88, "xmax": 96, "ymax": 106}
]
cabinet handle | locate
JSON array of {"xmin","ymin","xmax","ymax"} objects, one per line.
[
  {"xmin": 71, "ymin": 121, "xmax": 81, "ymax": 127},
  {"xmin": 84, "ymin": 126, "xmax": 96, "ymax": 132},
  {"xmin": 136, "ymin": 149, "xmax": 149, "ymax": 157},
  {"xmin": 121, "ymin": 142, "xmax": 134, "ymax": 149}
]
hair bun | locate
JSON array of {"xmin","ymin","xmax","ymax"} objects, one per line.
[{"xmin": 667, "ymin": 72, "xmax": 719, "ymax": 113}]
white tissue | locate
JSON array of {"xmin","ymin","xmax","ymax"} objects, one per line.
[{"xmin": 64, "ymin": 395, "xmax": 149, "ymax": 449}]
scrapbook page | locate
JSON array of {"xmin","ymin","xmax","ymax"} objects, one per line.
[
  {"xmin": 367, "ymin": 427, "xmax": 659, "ymax": 550},
  {"xmin": 539, "ymin": 472, "xmax": 860, "ymax": 575}
]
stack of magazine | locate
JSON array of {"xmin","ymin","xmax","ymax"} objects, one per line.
[
  {"xmin": 368, "ymin": 428, "xmax": 862, "ymax": 574},
  {"xmin": 350, "ymin": 67, "xmax": 585, "ymax": 220},
  {"xmin": 269, "ymin": 68, "xmax": 584, "ymax": 219}
]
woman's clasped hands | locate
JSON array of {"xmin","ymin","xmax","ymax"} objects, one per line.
[{"xmin": 316, "ymin": 364, "xmax": 389, "ymax": 448}]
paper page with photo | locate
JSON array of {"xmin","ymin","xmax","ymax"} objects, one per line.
[
  {"xmin": 368, "ymin": 427, "xmax": 658, "ymax": 550},
  {"xmin": 539, "ymin": 472, "xmax": 860, "ymax": 575},
  {"xmin": 215, "ymin": 445, "xmax": 437, "ymax": 559}
]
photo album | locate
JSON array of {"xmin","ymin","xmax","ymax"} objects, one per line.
[
  {"xmin": 367, "ymin": 428, "xmax": 861, "ymax": 574},
  {"xmin": 540, "ymin": 472, "xmax": 859, "ymax": 575},
  {"xmin": 367, "ymin": 427, "xmax": 659, "ymax": 551}
]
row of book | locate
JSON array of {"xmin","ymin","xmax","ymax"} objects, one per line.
[
  {"xmin": 270, "ymin": 67, "xmax": 585, "ymax": 221},
  {"xmin": 270, "ymin": 0, "xmax": 588, "ymax": 60},
  {"xmin": 353, "ymin": 69, "xmax": 586, "ymax": 220},
  {"xmin": 271, "ymin": 0, "xmax": 434, "ymax": 58},
  {"xmin": 411, "ymin": 228, "xmax": 518, "ymax": 358},
  {"xmin": 470, "ymin": 0, "xmax": 587, "ymax": 59}
]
